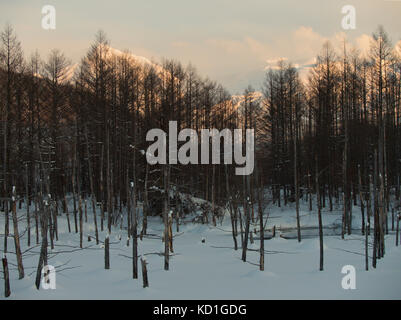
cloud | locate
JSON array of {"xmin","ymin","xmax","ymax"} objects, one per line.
[
  {"xmin": 354, "ymin": 34, "xmax": 372, "ymax": 58},
  {"xmin": 171, "ymin": 41, "xmax": 190, "ymax": 48},
  {"xmin": 165, "ymin": 26, "xmax": 387, "ymax": 92},
  {"xmin": 264, "ymin": 57, "xmax": 289, "ymax": 70},
  {"xmin": 262, "ymin": 27, "xmax": 377, "ymax": 77}
]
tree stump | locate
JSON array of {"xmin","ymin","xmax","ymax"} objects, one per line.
[
  {"xmin": 105, "ymin": 236, "xmax": 110, "ymax": 269},
  {"xmin": 141, "ymin": 258, "xmax": 149, "ymax": 288},
  {"xmin": 2, "ymin": 256, "xmax": 11, "ymax": 297}
]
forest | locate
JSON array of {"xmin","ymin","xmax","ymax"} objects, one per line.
[{"xmin": 0, "ymin": 24, "xmax": 400, "ymax": 297}]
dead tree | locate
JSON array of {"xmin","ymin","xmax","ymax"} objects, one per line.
[
  {"xmin": 242, "ymin": 175, "xmax": 251, "ymax": 262},
  {"xmin": 52, "ymin": 198, "xmax": 58, "ymax": 241},
  {"xmin": 225, "ymin": 165, "xmax": 237, "ymax": 250},
  {"xmin": 71, "ymin": 122, "xmax": 79, "ymax": 234},
  {"xmin": 84, "ymin": 127, "xmax": 99, "ymax": 244},
  {"xmin": 392, "ymin": 208, "xmax": 394, "ymax": 232},
  {"xmin": 79, "ymin": 197, "xmax": 83, "ymax": 249},
  {"xmin": 174, "ymin": 191, "xmax": 180, "ymax": 233},
  {"xmin": 64, "ymin": 191, "xmax": 71, "ymax": 233},
  {"xmin": 48, "ymin": 202, "xmax": 55, "ymax": 250},
  {"xmin": 3, "ymin": 200, "xmax": 9, "ymax": 254},
  {"xmin": 84, "ymin": 200, "xmax": 87, "ymax": 223},
  {"xmin": 105, "ymin": 235, "xmax": 110, "ymax": 269},
  {"xmin": 100, "ymin": 144, "xmax": 105, "ymax": 231},
  {"xmin": 141, "ymin": 257, "xmax": 149, "ymax": 288},
  {"xmin": 365, "ymin": 222, "xmax": 369, "ymax": 271},
  {"xmin": 106, "ymin": 126, "xmax": 112, "ymax": 234},
  {"xmin": 358, "ymin": 165, "xmax": 365, "ymax": 235},
  {"xmin": 294, "ymin": 101, "xmax": 301, "ymax": 242},
  {"xmin": 367, "ymin": 175, "xmax": 373, "ymax": 236},
  {"xmin": 168, "ymin": 212, "xmax": 174, "ymax": 253},
  {"xmin": 1, "ymin": 24, "xmax": 23, "ymax": 257},
  {"xmin": 126, "ymin": 169, "xmax": 131, "ymax": 242},
  {"xmin": 379, "ymin": 173, "xmax": 385, "ymax": 257},
  {"xmin": 163, "ymin": 165, "xmax": 170, "ymax": 271},
  {"xmin": 316, "ymin": 157, "xmax": 324, "ymax": 271},
  {"xmin": 25, "ymin": 164, "xmax": 31, "ymax": 246},
  {"xmin": 11, "ymin": 186, "xmax": 24, "ymax": 278},
  {"xmin": 35, "ymin": 193, "xmax": 50, "ymax": 290},
  {"xmin": 34, "ymin": 165, "xmax": 40, "ymax": 244},
  {"xmin": 2, "ymin": 256, "xmax": 10, "ymax": 297},
  {"xmin": 373, "ymin": 150, "xmax": 378, "ymax": 268},
  {"xmin": 256, "ymin": 167, "xmax": 265, "ymax": 271},
  {"xmin": 131, "ymin": 182, "xmax": 138, "ymax": 279},
  {"xmin": 141, "ymin": 164, "xmax": 149, "ymax": 236}
]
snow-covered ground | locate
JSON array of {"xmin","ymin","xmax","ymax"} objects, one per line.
[{"xmin": 1, "ymin": 198, "xmax": 401, "ymax": 300}]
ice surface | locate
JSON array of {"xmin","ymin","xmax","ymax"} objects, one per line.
[{"xmin": 1, "ymin": 197, "xmax": 400, "ymax": 299}]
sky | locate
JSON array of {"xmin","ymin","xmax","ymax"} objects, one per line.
[{"xmin": 1, "ymin": 0, "xmax": 401, "ymax": 93}]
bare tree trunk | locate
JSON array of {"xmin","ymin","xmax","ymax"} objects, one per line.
[
  {"xmin": 342, "ymin": 120, "xmax": 349, "ymax": 238},
  {"xmin": 379, "ymin": 173, "xmax": 385, "ymax": 257},
  {"xmin": 358, "ymin": 165, "xmax": 365, "ymax": 235},
  {"xmin": 3, "ymin": 201, "xmax": 9, "ymax": 254},
  {"xmin": 64, "ymin": 192, "xmax": 71, "ymax": 233},
  {"xmin": 141, "ymin": 164, "xmax": 149, "ymax": 236},
  {"xmin": 2, "ymin": 256, "xmax": 11, "ymax": 297},
  {"xmin": 294, "ymin": 119, "xmax": 301, "ymax": 242},
  {"xmin": 141, "ymin": 257, "xmax": 149, "ymax": 288},
  {"xmin": 105, "ymin": 235, "xmax": 110, "ymax": 269},
  {"xmin": 72, "ymin": 176, "xmax": 78, "ymax": 234},
  {"xmin": 175, "ymin": 192, "xmax": 180, "ymax": 233},
  {"xmin": 11, "ymin": 186, "xmax": 24, "ymax": 279},
  {"xmin": 168, "ymin": 214, "xmax": 173, "ymax": 253},
  {"xmin": 107, "ymin": 128, "xmax": 112, "ymax": 234},
  {"xmin": 72, "ymin": 135, "xmax": 78, "ymax": 233},
  {"xmin": 3, "ymin": 83, "xmax": 9, "ymax": 255},
  {"xmin": 237, "ymin": 205, "xmax": 244, "ymax": 246},
  {"xmin": 373, "ymin": 150, "xmax": 378, "ymax": 268},
  {"xmin": 366, "ymin": 194, "xmax": 371, "ymax": 237},
  {"xmin": 85, "ymin": 127, "xmax": 99, "ymax": 244},
  {"xmin": 342, "ymin": 192, "xmax": 346, "ymax": 240},
  {"xmin": 242, "ymin": 176, "xmax": 251, "ymax": 262},
  {"xmin": 257, "ymin": 169, "xmax": 264, "ymax": 271},
  {"xmin": 79, "ymin": 197, "xmax": 83, "ymax": 249},
  {"xmin": 211, "ymin": 165, "xmax": 216, "ymax": 226},
  {"xmin": 225, "ymin": 165, "xmax": 237, "ymax": 250},
  {"xmin": 35, "ymin": 232, "xmax": 48, "ymax": 290},
  {"xmin": 53, "ymin": 201, "xmax": 58, "ymax": 241},
  {"xmin": 391, "ymin": 208, "xmax": 394, "ymax": 232},
  {"xmin": 316, "ymin": 158, "xmax": 324, "ymax": 271},
  {"xmin": 163, "ymin": 165, "xmax": 170, "ymax": 271},
  {"xmin": 34, "ymin": 166, "xmax": 40, "ymax": 245},
  {"xmin": 48, "ymin": 200, "xmax": 54, "ymax": 250},
  {"xmin": 365, "ymin": 221, "xmax": 369, "ymax": 271},
  {"xmin": 131, "ymin": 182, "xmax": 138, "ymax": 279},
  {"xmin": 100, "ymin": 144, "xmax": 105, "ymax": 231},
  {"xmin": 126, "ymin": 169, "xmax": 131, "ymax": 242},
  {"xmin": 26, "ymin": 164, "xmax": 31, "ymax": 247},
  {"xmin": 308, "ymin": 172, "xmax": 313, "ymax": 211},
  {"xmin": 84, "ymin": 200, "xmax": 88, "ymax": 223},
  {"xmin": 348, "ymin": 186, "xmax": 353, "ymax": 235},
  {"xmin": 35, "ymin": 190, "xmax": 49, "ymax": 290}
]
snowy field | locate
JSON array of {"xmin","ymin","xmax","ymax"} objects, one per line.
[{"xmin": 1, "ymin": 200, "xmax": 401, "ymax": 300}]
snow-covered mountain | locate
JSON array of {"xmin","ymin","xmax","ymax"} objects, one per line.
[
  {"xmin": 62, "ymin": 45, "xmax": 164, "ymax": 83},
  {"xmin": 63, "ymin": 63, "xmax": 78, "ymax": 83},
  {"xmin": 104, "ymin": 46, "xmax": 164, "ymax": 75},
  {"xmin": 230, "ymin": 91, "xmax": 266, "ymax": 113}
]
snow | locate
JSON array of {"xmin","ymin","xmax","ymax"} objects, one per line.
[{"xmin": 1, "ymin": 197, "xmax": 401, "ymax": 299}]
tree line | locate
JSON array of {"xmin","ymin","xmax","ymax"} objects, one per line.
[{"xmin": 0, "ymin": 25, "xmax": 400, "ymax": 292}]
